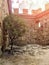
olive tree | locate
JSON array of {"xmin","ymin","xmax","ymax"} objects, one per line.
[{"xmin": 1, "ymin": 14, "xmax": 27, "ymax": 53}]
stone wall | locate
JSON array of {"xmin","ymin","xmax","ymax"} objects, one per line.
[
  {"xmin": 0, "ymin": 0, "xmax": 9, "ymax": 45},
  {"xmin": 15, "ymin": 10, "xmax": 49, "ymax": 45}
]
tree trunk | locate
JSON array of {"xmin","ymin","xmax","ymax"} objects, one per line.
[{"xmin": 1, "ymin": 22, "xmax": 7, "ymax": 53}]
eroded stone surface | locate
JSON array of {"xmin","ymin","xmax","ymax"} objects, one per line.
[{"xmin": 0, "ymin": 44, "xmax": 49, "ymax": 65}]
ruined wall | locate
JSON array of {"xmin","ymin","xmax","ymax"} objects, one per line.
[
  {"xmin": 0, "ymin": 0, "xmax": 9, "ymax": 45},
  {"xmin": 15, "ymin": 10, "xmax": 49, "ymax": 45}
]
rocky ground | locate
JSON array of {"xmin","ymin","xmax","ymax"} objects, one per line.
[{"xmin": 0, "ymin": 44, "xmax": 49, "ymax": 65}]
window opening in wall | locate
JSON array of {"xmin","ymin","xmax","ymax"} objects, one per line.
[{"xmin": 38, "ymin": 22, "xmax": 41, "ymax": 28}]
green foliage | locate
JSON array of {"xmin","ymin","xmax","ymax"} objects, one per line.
[{"xmin": 3, "ymin": 14, "xmax": 27, "ymax": 45}]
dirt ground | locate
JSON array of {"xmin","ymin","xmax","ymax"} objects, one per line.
[{"xmin": 0, "ymin": 44, "xmax": 49, "ymax": 65}]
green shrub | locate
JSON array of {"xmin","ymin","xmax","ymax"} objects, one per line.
[{"xmin": 3, "ymin": 14, "xmax": 27, "ymax": 46}]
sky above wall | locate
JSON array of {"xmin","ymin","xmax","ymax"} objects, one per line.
[{"xmin": 12, "ymin": 0, "xmax": 49, "ymax": 14}]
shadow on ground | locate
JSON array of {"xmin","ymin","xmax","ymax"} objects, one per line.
[{"xmin": 0, "ymin": 44, "xmax": 49, "ymax": 65}]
